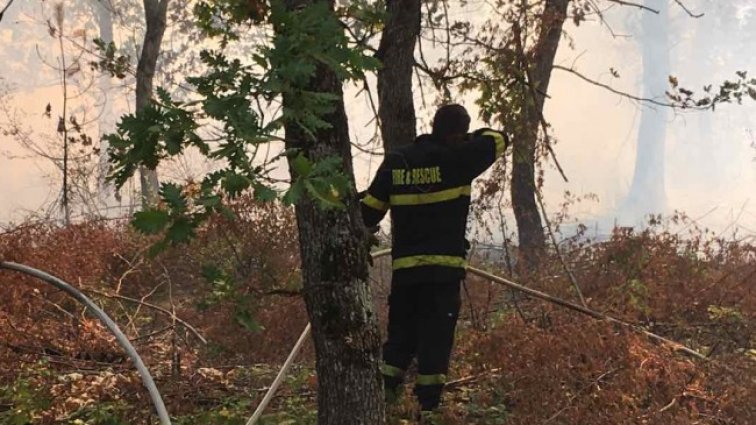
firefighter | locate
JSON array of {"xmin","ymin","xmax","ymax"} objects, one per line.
[{"xmin": 360, "ymin": 104, "xmax": 509, "ymax": 421}]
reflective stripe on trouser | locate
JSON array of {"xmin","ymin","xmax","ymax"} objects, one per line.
[
  {"xmin": 392, "ymin": 255, "xmax": 467, "ymax": 271},
  {"xmin": 416, "ymin": 374, "xmax": 447, "ymax": 385},
  {"xmin": 381, "ymin": 363, "xmax": 406, "ymax": 404},
  {"xmin": 381, "ymin": 363, "xmax": 405, "ymax": 378},
  {"xmin": 382, "ymin": 280, "xmax": 461, "ymax": 411}
]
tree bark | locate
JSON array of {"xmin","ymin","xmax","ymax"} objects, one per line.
[
  {"xmin": 279, "ymin": 1, "xmax": 385, "ymax": 424},
  {"xmin": 510, "ymin": 0, "xmax": 568, "ymax": 265},
  {"xmin": 136, "ymin": 0, "xmax": 169, "ymax": 208},
  {"xmin": 376, "ymin": 0, "xmax": 421, "ymax": 150}
]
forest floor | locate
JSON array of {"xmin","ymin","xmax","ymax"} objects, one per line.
[{"xmin": 0, "ymin": 203, "xmax": 754, "ymax": 424}]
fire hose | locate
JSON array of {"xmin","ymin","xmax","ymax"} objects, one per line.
[{"xmin": 0, "ymin": 261, "xmax": 173, "ymax": 425}]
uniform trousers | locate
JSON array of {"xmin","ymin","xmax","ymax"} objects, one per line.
[{"xmin": 381, "ymin": 279, "xmax": 461, "ymax": 411}]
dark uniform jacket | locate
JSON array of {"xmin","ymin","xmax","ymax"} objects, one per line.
[{"xmin": 361, "ymin": 129, "xmax": 508, "ymax": 284}]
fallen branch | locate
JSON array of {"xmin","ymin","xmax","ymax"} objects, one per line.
[
  {"xmin": 544, "ymin": 367, "xmax": 620, "ymax": 423},
  {"xmin": 84, "ymin": 288, "xmax": 207, "ymax": 345},
  {"xmin": 130, "ymin": 324, "xmax": 175, "ymax": 343},
  {"xmin": 446, "ymin": 368, "xmax": 502, "ymax": 388},
  {"xmin": 467, "ymin": 266, "xmax": 708, "ymax": 360}
]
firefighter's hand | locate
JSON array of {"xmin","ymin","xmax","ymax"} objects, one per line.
[
  {"xmin": 473, "ymin": 128, "xmax": 511, "ymax": 154},
  {"xmin": 364, "ymin": 230, "xmax": 380, "ymax": 266},
  {"xmin": 472, "ymin": 127, "xmax": 495, "ymax": 138}
]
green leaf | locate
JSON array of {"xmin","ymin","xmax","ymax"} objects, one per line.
[
  {"xmin": 166, "ymin": 218, "xmax": 195, "ymax": 243},
  {"xmin": 161, "ymin": 183, "xmax": 187, "ymax": 212},
  {"xmin": 132, "ymin": 210, "xmax": 170, "ymax": 234},
  {"xmin": 219, "ymin": 205, "xmax": 237, "ymax": 220},
  {"xmin": 147, "ymin": 240, "xmax": 169, "ymax": 258},
  {"xmin": 290, "ymin": 153, "xmax": 313, "ymax": 177},
  {"xmin": 283, "ymin": 180, "xmax": 305, "ymax": 205},
  {"xmin": 222, "ymin": 172, "xmax": 251, "ymax": 197},
  {"xmin": 253, "ymin": 184, "xmax": 278, "ymax": 201},
  {"xmin": 201, "ymin": 264, "xmax": 224, "ymax": 283},
  {"xmin": 304, "ymin": 180, "xmax": 344, "ymax": 209},
  {"xmin": 235, "ymin": 308, "xmax": 264, "ymax": 333},
  {"xmin": 198, "ymin": 194, "xmax": 222, "ymax": 209}
]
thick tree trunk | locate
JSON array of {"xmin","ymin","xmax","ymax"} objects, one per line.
[
  {"xmin": 511, "ymin": 0, "xmax": 568, "ymax": 265},
  {"xmin": 136, "ymin": 0, "xmax": 168, "ymax": 208},
  {"xmin": 280, "ymin": 2, "xmax": 385, "ymax": 424},
  {"xmin": 621, "ymin": 0, "xmax": 669, "ymax": 222},
  {"xmin": 376, "ymin": 0, "xmax": 421, "ymax": 150}
]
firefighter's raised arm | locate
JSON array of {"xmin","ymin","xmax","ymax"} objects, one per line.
[
  {"xmin": 458, "ymin": 128, "xmax": 510, "ymax": 181},
  {"xmin": 360, "ymin": 158, "xmax": 392, "ymax": 228}
]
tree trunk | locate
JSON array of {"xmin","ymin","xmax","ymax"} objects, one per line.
[
  {"xmin": 279, "ymin": 2, "xmax": 385, "ymax": 424},
  {"xmin": 510, "ymin": 0, "xmax": 568, "ymax": 265},
  {"xmin": 376, "ymin": 0, "xmax": 421, "ymax": 150},
  {"xmin": 621, "ymin": 0, "xmax": 669, "ymax": 222},
  {"xmin": 94, "ymin": 0, "xmax": 115, "ymax": 203},
  {"xmin": 136, "ymin": 0, "xmax": 168, "ymax": 208}
]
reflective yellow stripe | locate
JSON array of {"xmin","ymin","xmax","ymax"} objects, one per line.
[
  {"xmin": 381, "ymin": 364, "xmax": 405, "ymax": 378},
  {"xmin": 392, "ymin": 255, "xmax": 466, "ymax": 270},
  {"xmin": 482, "ymin": 130, "xmax": 506, "ymax": 157},
  {"xmin": 389, "ymin": 186, "xmax": 471, "ymax": 206},
  {"xmin": 362, "ymin": 194, "xmax": 389, "ymax": 211},
  {"xmin": 416, "ymin": 374, "xmax": 447, "ymax": 386}
]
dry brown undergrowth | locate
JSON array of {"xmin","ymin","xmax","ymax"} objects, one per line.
[{"xmin": 0, "ymin": 205, "xmax": 753, "ymax": 424}]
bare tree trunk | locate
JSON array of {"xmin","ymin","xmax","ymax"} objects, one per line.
[
  {"xmin": 56, "ymin": 5, "xmax": 71, "ymax": 225},
  {"xmin": 279, "ymin": 1, "xmax": 385, "ymax": 424},
  {"xmin": 136, "ymin": 0, "xmax": 169, "ymax": 208},
  {"xmin": 621, "ymin": 0, "xmax": 669, "ymax": 222},
  {"xmin": 510, "ymin": 0, "xmax": 568, "ymax": 265},
  {"xmin": 376, "ymin": 0, "xmax": 420, "ymax": 150},
  {"xmin": 94, "ymin": 0, "xmax": 115, "ymax": 204}
]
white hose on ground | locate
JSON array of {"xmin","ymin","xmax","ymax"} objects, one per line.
[
  {"xmin": 245, "ymin": 323, "xmax": 311, "ymax": 425},
  {"xmin": 246, "ymin": 253, "xmax": 707, "ymax": 424},
  {"xmin": 0, "ymin": 261, "xmax": 173, "ymax": 425}
]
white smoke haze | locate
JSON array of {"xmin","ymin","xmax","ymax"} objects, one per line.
[{"xmin": 0, "ymin": 0, "xmax": 754, "ymax": 239}]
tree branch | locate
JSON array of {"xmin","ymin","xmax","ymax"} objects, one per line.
[
  {"xmin": 535, "ymin": 188, "xmax": 587, "ymax": 307},
  {"xmin": 85, "ymin": 288, "xmax": 207, "ymax": 344},
  {"xmin": 553, "ymin": 64, "xmax": 675, "ymax": 108},
  {"xmin": 0, "ymin": 0, "xmax": 16, "ymax": 23},
  {"xmin": 544, "ymin": 367, "xmax": 621, "ymax": 423},
  {"xmin": 672, "ymin": 0, "xmax": 704, "ymax": 18},
  {"xmin": 605, "ymin": 0, "xmax": 658, "ymax": 14}
]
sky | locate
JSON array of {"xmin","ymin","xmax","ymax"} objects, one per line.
[{"xmin": 1, "ymin": 0, "xmax": 754, "ymax": 238}]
